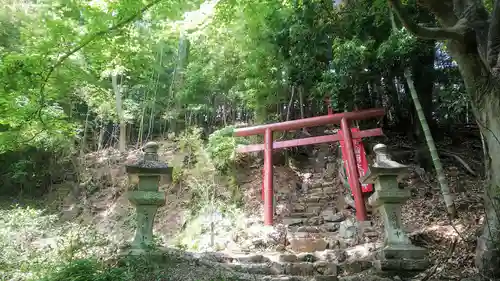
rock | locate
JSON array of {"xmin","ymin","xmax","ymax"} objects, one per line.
[
  {"xmin": 344, "ymin": 243, "xmax": 378, "ymax": 261},
  {"xmin": 264, "ymin": 277, "xmax": 306, "ymax": 281},
  {"xmin": 285, "ymin": 262, "xmax": 315, "ymax": 275},
  {"xmin": 279, "ymin": 254, "xmax": 298, "ymax": 262},
  {"xmin": 235, "ymin": 254, "xmax": 265, "ymax": 263},
  {"xmin": 293, "ymin": 212, "xmax": 318, "ymax": 219},
  {"xmin": 306, "ymin": 206, "xmax": 322, "ymax": 214},
  {"xmin": 227, "ymin": 263, "xmax": 278, "ymax": 275},
  {"xmin": 283, "ymin": 218, "xmax": 306, "ymax": 226},
  {"xmin": 339, "ymin": 218, "xmax": 358, "ymax": 239},
  {"xmin": 251, "ymin": 237, "xmax": 266, "ymax": 248},
  {"xmin": 297, "ymin": 226, "xmax": 321, "ymax": 233},
  {"xmin": 302, "ymin": 196, "xmax": 329, "ymax": 204},
  {"xmin": 315, "ymin": 249, "xmax": 347, "ymax": 263},
  {"xmin": 314, "ymin": 261, "xmax": 338, "ymax": 275},
  {"xmin": 275, "ymin": 245, "xmax": 287, "ymax": 252},
  {"xmin": 312, "ymin": 276, "xmax": 339, "ymax": 281},
  {"xmin": 363, "ymin": 231, "xmax": 378, "ymax": 238},
  {"xmin": 321, "ymin": 210, "xmax": 345, "ymax": 222},
  {"xmin": 293, "ymin": 203, "xmax": 307, "ymax": 212},
  {"xmin": 339, "ymin": 260, "xmax": 373, "ymax": 274},
  {"xmin": 297, "ymin": 253, "xmax": 316, "ymax": 262},
  {"xmin": 289, "ymin": 237, "xmax": 328, "ymax": 252},
  {"xmin": 321, "ymin": 222, "xmax": 340, "ymax": 232},
  {"xmin": 307, "ymin": 216, "xmax": 325, "ymax": 226},
  {"xmin": 339, "ymin": 273, "xmax": 392, "ymax": 281}
]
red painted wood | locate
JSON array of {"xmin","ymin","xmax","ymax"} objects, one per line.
[
  {"xmin": 263, "ymin": 128, "xmax": 274, "ymax": 225},
  {"xmin": 338, "ymin": 128, "xmax": 373, "ymax": 193},
  {"xmin": 236, "ymin": 128, "xmax": 383, "ymax": 153},
  {"xmin": 340, "ymin": 118, "xmax": 367, "ymax": 221},
  {"xmin": 234, "ymin": 108, "xmax": 384, "ymax": 137}
]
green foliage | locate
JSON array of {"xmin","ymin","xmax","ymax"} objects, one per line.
[
  {"xmin": 175, "ymin": 128, "xmax": 243, "ymax": 223},
  {"xmin": 206, "ymin": 126, "xmax": 250, "ymax": 173},
  {"xmin": 0, "ymin": 205, "xmax": 118, "ymax": 280},
  {"xmin": 40, "ymin": 255, "xmax": 246, "ymax": 281},
  {"xmin": 40, "ymin": 259, "xmax": 124, "ymax": 281},
  {"xmin": 377, "ymin": 29, "xmax": 418, "ymax": 65}
]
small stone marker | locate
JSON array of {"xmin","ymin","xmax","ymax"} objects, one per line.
[
  {"xmin": 361, "ymin": 144, "xmax": 428, "ymax": 271},
  {"xmin": 125, "ymin": 141, "xmax": 173, "ymax": 252}
]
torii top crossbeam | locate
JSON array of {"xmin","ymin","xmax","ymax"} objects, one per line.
[{"xmin": 234, "ymin": 108, "xmax": 385, "ymax": 137}]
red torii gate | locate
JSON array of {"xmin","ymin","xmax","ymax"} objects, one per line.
[{"xmin": 234, "ymin": 108, "xmax": 385, "ymax": 225}]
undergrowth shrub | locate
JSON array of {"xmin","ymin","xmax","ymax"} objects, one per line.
[
  {"xmin": 0, "ymin": 147, "xmax": 73, "ymax": 197},
  {"xmin": 177, "ymin": 127, "xmax": 246, "ymax": 216},
  {"xmin": 172, "ymin": 127, "xmax": 256, "ymax": 251},
  {"xmin": 0, "ymin": 205, "xmax": 119, "ymax": 281},
  {"xmin": 40, "ymin": 255, "xmax": 246, "ymax": 281}
]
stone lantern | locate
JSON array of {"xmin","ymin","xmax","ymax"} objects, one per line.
[
  {"xmin": 361, "ymin": 144, "xmax": 428, "ymax": 271},
  {"xmin": 125, "ymin": 141, "xmax": 172, "ymax": 251}
]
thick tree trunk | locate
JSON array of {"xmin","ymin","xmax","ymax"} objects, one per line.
[
  {"xmin": 388, "ymin": 0, "xmax": 500, "ymax": 277},
  {"xmin": 447, "ymin": 47, "xmax": 500, "ymax": 279},
  {"xmin": 474, "ymin": 94, "xmax": 500, "ymax": 278}
]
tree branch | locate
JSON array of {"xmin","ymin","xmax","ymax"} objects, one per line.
[
  {"xmin": 487, "ymin": 0, "xmax": 500, "ymax": 69},
  {"xmin": 38, "ymin": 0, "xmax": 163, "ymax": 107},
  {"xmin": 388, "ymin": 0, "xmax": 465, "ymax": 41}
]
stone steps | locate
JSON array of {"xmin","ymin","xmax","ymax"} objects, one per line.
[
  {"xmin": 220, "ymin": 259, "xmax": 373, "ymax": 276},
  {"xmin": 299, "ymin": 197, "xmax": 332, "ymax": 204},
  {"xmin": 262, "ymin": 275, "xmax": 338, "ymax": 281}
]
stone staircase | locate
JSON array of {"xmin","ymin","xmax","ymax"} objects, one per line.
[
  {"xmin": 282, "ymin": 176, "xmax": 378, "ymax": 253},
  {"xmin": 197, "ymin": 163, "xmax": 385, "ymax": 280},
  {"xmin": 198, "ymin": 244, "xmax": 383, "ymax": 281}
]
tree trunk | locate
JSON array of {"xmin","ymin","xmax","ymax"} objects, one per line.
[
  {"xmin": 444, "ymin": 42, "xmax": 500, "ymax": 279},
  {"xmin": 98, "ymin": 119, "xmax": 105, "ymax": 151},
  {"xmin": 473, "ymin": 92, "xmax": 500, "ymax": 278},
  {"xmin": 404, "ymin": 68, "xmax": 457, "ymax": 217},
  {"xmin": 112, "ymin": 74, "xmax": 126, "ymax": 152}
]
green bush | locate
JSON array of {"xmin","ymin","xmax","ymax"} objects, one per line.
[
  {"xmin": 0, "ymin": 205, "xmax": 118, "ymax": 281},
  {"xmin": 40, "ymin": 259, "xmax": 125, "ymax": 281},
  {"xmin": 39, "ymin": 255, "xmax": 246, "ymax": 281}
]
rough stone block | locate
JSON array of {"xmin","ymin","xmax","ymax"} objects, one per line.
[
  {"xmin": 374, "ymin": 258, "xmax": 429, "ymax": 271},
  {"xmin": 289, "ymin": 237, "xmax": 328, "ymax": 252},
  {"xmin": 283, "ymin": 262, "xmax": 315, "ymax": 276},
  {"xmin": 312, "ymin": 276, "xmax": 339, "ymax": 281},
  {"xmin": 339, "ymin": 218, "xmax": 358, "ymax": 239},
  {"xmin": 308, "ymin": 216, "xmax": 325, "ymax": 226},
  {"xmin": 315, "ymin": 249, "xmax": 347, "ymax": 263},
  {"xmin": 278, "ymin": 254, "xmax": 298, "ymax": 262},
  {"xmin": 283, "ymin": 218, "xmax": 306, "ymax": 226},
  {"xmin": 235, "ymin": 254, "xmax": 266, "ymax": 263},
  {"xmin": 314, "ymin": 261, "xmax": 338, "ymax": 275},
  {"xmin": 321, "ymin": 222, "xmax": 341, "ymax": 232},
  {"xmin": 321, "ymin": 210, "xmax": 345, "ymax": 222},
  {"xmin": 338, "ymin": 260, "xmax": 373, "ymax": 274},
  {"xmin": 380, "ymin": 244, "xmax": 427, "ymax": 260},
  {"xmin": 297, "ymin": 252, "xmax": 316, "ymax": 262},
  {"xmin": 297, "ymin": 226, "xmax": 321, "ymax": 233}
]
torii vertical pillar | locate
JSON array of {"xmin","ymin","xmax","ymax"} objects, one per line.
[
  {"xmin": 340, "ymin": 117, "xmax": 368, "ymax": 221},
  {"xmin": 263, "ymin": 128, "xmax": 274, "ymax": 225}
]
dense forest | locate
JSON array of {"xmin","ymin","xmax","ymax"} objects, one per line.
[{"xmin": 1, "ymin": 0, "xmax": 500, "ymax": 280}]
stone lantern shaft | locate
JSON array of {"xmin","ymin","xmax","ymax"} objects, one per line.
[{"xmin": 125, "ymin": 142, "xmax": 172, "ymax": 252}]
